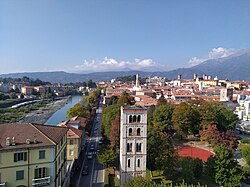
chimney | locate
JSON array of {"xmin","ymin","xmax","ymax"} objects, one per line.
[
  {"xmin": 26, "ymin": 139, "xmax": 31, "ymax": 144},
  {"xmin": 6, "ymin": 137, "xmax": 11, "ymax": 146},
  {"xmin": 12, "ymin": 137, "xmax": 16, "ymax": 146},
  {"xmin": 34, "ymin": 138, "xmax": 37, "ymax": 144},
  {"xmin": 203, "ymin": 74, "xmax": 206, "ymax": 80}
]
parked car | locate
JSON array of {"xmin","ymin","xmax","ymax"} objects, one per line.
[
  {"xmin": 87, "ymin": 152, "xmax": 93, "ymax": 159},
  {"xmin": 82, "ymin": 166, "xmax": 88, "ymax": 175},
  {"xmin": 90, "ymin": 144, "xmax": 95, "ymax": 151},
  {"xmin": 98, "ymin": 140, "xmax": 103, "ymax": 145}
]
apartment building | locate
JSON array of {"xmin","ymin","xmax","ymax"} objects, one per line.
[
  {"xmin": 0, "ymin": 123, "xmax": 68, "ymax": 187},
  {"xmin": 21, "ymin": 86, "xmax": 34, "ymax": 95}
]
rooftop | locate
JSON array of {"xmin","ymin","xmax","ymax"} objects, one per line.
[{"xmin": 0, "ymin": 123, "xmax": 68, "ymax": 150}]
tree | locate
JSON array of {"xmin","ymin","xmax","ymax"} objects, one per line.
[
  {"xmin": 9, "ymin": 92, "xmax": 18, "ymax": 99},
  {"xmin": 200, "ymin": 124, "xmax": 223, "ymax": 147},
  {"xmin": 109, "ymin": 116, "xmax": 120, "ymax": 150},
  {"xmin": 204, "ymin": 155, "xmax": 216, "ymax": 179},
  {"xmin": 87, "ymin": 79, "xmax": 97, "ymax": 88},
  {"xmin": 84, "ymin": 89, "xmax": 100, "ymax": 111},
  {"xmin": 199, "ymin": 101, "xmax": 238, "ymax": 131},
  {"xmin": 179, "ymin": 157, "xmax": 203, "ymax": 184},
  {"xmin": 101, "ymin": 104, "xmax": 120, "ymax": 138},
  {"xmin": 66, "ymin": 103, "xmax": 90, "ymax": 119},
  {"xmin": 117, "ymin": 91, "xmax": 134, "ymax": 105},
  {"xmin": 192, "ymin": 158, "xmax": 203, "ymax": 179},
  {"xmin": 214, "ymin": 145, "xmax": 244, "ymax": 187},
  {"xmin": 108, "ymin": 95, "xmax": 118, "ymax": 105},
  {"xmin": 172, "ymin": 102, "xmax": 200, "ymax": 136},
  {"xmin": 147, "ymin": 124, "xmax": 177, "ymax": 174},
  {"xmin": 97, "ymin": 146, "xmax": 117, "ymax": 167},
  {"xmin": 241, "ymin": 144, "xmax": 250, "ymax": 165},
  {"xmin": 157, "ymin": 92, "xmax": 167, "ymax": 105},
  {"xmin": 153, "ymin": 103, "xmax": 175, "ymax": 134},
  {"xmin": 124, "ymin": 176, "xmax": 157, "ymax": 187},
  {"xmin": 200, "ymin": 124, "xmax": 239, "ymax": 149}
]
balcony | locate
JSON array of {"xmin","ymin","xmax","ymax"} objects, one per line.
[
  {"xmin": 0, "ymin": 182, "xmax": 6, "ymax": 187},
  {"xmin": 32, "ymin": 176, "xmax": 51, "ymax": 186}
]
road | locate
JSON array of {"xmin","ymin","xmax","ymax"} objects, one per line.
[{"xmin": 78, "ymin": 96, "xmax": 104, "ymax": 187}]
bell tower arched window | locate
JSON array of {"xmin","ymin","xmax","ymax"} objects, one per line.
[
  {"xmin": 127, "ymin": 143, "xmax": 132, "ymax": 152},
  {"xmin": 129, "ymin": 128, "xmax": 132, "ymax": 136},
  {"xmin": 129, "ymin": 115, "xmax": 132, "ymax": 123},
  {"xmin": 137, "ymin": 115, "xmax": 141, "ymax": 122},
  {"xmin": 137, "ymin": 159, "xmax": 140, "ymax": 167},
  {"xmin": 137, "ymin": 128, "xmax": 141, "ymax": 136},
  {"xmin": 133, "ymin": 115, "xmax": 136, "ymax": 122},
  {"xmin": 128, "ymin": 159, "xmax": 131, "ymax": 167},
  {"xmin": 136, "ymin": 143, "xmax": 142, "ymax": 152}
]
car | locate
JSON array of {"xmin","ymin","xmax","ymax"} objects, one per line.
[
  {"xmin": 98, "ymin": 140, "xmax": 103, "ymax": 145},
  {"xmin": 87, "ymin": 152, "xmax": 93, "ymax": 159},
  {"xmin": 90, "ymin": 144, "xmax": 95, "ymax": 151},
  {"xmin": 82, "ymin": 166, "xmax": 88, "ymax": 175},
  {"xmin": 95, "ymin": 127, "xmax": 98, "ymax": 130}
]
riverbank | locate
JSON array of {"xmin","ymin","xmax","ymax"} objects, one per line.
[{"xmin": 18, "ymin": 97, "xmax": 69, "ymax": 124}]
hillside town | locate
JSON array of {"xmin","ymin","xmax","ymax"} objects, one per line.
[{"xmin": 1, "ymin": 73, "xmax": 250, "ymax": 187}]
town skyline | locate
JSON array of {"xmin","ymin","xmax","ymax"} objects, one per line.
[{"xmin": 1, "ymin": 0, "xmax": 250, "ymax": 74}]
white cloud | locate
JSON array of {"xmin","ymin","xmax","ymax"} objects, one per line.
[
  {"xmin": 74, "ymin": 57, "xmax": 159, "ymax": 72},
  {"xmin": 188, "ymin": 47, "xmax": 237, "ymax": 67}
]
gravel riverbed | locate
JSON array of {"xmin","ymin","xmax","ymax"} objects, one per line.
[{"xmin": 18, "ymin": 98, "xmax": 69, "ymax": 124}]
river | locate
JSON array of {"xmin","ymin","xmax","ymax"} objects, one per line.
[{"xmin": 45, "ymin": 95, "xmax": 83, "ymax": 125}]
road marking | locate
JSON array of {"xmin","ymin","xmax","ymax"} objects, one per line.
[
  {"xmin": 90, "ymin": 157, "xmax": 95, "ymax": 187},
  {"xmin": 102, "ymin": 165, "xmax": 105, "ymax": 187}
]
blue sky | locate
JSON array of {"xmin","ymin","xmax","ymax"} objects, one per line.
[{"xmin": 0, "ymin": 0, "xmax": 250, "ymax": 74}]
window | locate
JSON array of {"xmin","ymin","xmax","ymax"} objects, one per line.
[
  {"xmin": 128, "ymin": 128, "xmax": 132, "ymax": 136},
  {"xmin": 136, "ymin": 143, "xmax": 142, "ymax": 152},
  {"xmin": 70, "ymin": 150, "xmax": 74, "ymax": 156},
  {"xmin": 14, "ymin": 152, "xmax": 27, "ymax": 162},
  {"xmin": 137, "ymin": 159, "xmax": 140, "ymax": 167},
  {"xmin": 129, "ymin": 115, "xmax": 132, "ymax": 123},
  {"xmin": 127, "ymin": 143, "xmax": 132, "ymax": 152},
  {"xmin": 0, "ymin": 173, "xmax": 1, "ymax": 182},
  {"xmin": 133, "ymin": 115, "xmax": 137, "ymax": 122},
  {"xmin": 128, "ymin": 159, "xmax": 130, "ymax": 168},
  {"xmin": 70, "ymin": 139, "xmax": 74, "ymax": 145},
  {"xmin": 137, "ymin": 115, "xmax": 141, "ymax": 122},
  {"xmin": 39, "ymin": 150, "xmax": 45, "ymax": 159},
  {"xmin": 16, "ymin": 170, "xmax": 24, "ymax": 180},
  {"xmin": 137, "ymin": 128, "xmax": 141, "ymax": 136},
  {"xmin": 35, "ymin": 168, "xmax": 46, "ymax": 179}
]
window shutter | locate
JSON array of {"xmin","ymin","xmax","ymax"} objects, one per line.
[
  {"xmin": 24, "ymin": 152, "xmax": 27, "ymax": 161},
  {"xmin": 35, "ymin": 168, "xmax": 38, "ymax": 179},
  {"xmin": 14, "ymin": 153, "xmax": 17, "ymax": 162}
]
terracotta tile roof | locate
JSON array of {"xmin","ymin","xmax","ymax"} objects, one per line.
[
  {"xmin": 0, "ymin": 123, "xmax": 67, "ymax": 150},
  {"xmin": 32, "ymin": 123, "xmax": 68, "ymax": 144},
  {"xmin": 67, "ymin": 126, "xmax": 83, "ymax": 139}
]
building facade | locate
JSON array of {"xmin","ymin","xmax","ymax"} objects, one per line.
[
  {"xmin": 0, "ymin": 123, "xmax": 68, "ymax": 187},
  {"xmin": 120, "ymin": 106, "xmax": 147, "ymax": 186}
]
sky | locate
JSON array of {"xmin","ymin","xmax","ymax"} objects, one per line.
[{"xmin": 0, "ymin": 0, "xmax": 250, "ymax": 74}]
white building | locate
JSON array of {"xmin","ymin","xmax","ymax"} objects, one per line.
[{"xmin": 120, "ymin": 106, "xmax": 147, "ymax": 186}]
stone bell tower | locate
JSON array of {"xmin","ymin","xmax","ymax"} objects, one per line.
[{"xmin": 120, "ymin": 106, "xmax": 147, "ymax": 186}]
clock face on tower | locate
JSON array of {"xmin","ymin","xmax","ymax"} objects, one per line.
[{"xmin": 120, "ymin": 106, "xmax": 147, "ymax": 186}]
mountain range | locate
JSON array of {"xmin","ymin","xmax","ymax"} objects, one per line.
[{"xmin": 1, "ymin": 50, "xmax": 250, "ymax": 83}]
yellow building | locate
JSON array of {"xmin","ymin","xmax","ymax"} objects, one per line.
[{"xmin": 0, "ymin": 123, "xmax": 68, "ymax": 187}]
